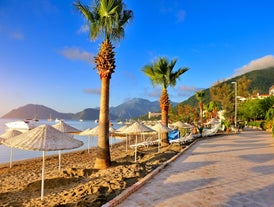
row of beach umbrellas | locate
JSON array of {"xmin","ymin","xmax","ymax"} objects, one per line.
[
  {"xmin": 0, "ymin": 120, "xmax": 83, "ymax": 200},
  {"xmin": 0, "ymin": 120, "xmax": 195, "ymax": 200}
]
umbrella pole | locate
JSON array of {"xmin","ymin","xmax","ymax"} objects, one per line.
[
  {"xmin": 134, "ymin": 135, "xmax": 137, "ymax": 162},
  {"xmin": 41, "ymin": 151, "xmax": 45, "ymax": 200},
  {"xmin": 126, "ymin": 134, "xmax": 128, "ymax": 152},
  {"xmin": 58, "ymin": 151, "xmax": 61, "ymax": 171},
  {"xmin": 88, "ymin": 136, "xmax": 90, "ymax": 153},
  {"xmin": 9, "ymin": 148, "xmax": 13, "ymax": 168},
  {"xmin": 158, "ymin": 133, "xmax": 160, "ymax": 152}
]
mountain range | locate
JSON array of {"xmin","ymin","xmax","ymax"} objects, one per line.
[
  {"xmin": 2, "ymin": 67, "xmax": 273, "ymax": 120},
  {"xmin": 1, "ymin": 98, "xmax": 166, "ymax": 121}
]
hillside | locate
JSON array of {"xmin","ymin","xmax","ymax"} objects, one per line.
[{"xmin": 181, "ymin": 67, "xmax": 274, "ymax": 107}]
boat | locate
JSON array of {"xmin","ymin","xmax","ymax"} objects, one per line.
[
  {"xmin": 95, "ymin": 119, "xmax": 99, "ymax": 123},
  {"xmin": 5, "ymin": 120, "xmax": 37, "ymax": 132},
  {"xmin": 47, "ymin": 113, "xmax": 52, "ymax": 122}
]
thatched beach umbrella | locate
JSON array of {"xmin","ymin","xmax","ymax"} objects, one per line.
[
  {"xmin": 108, "ymin": 126, "xmax": 117, "ymax": 148},
  {"xmin": 171, "ymin": 121, "xmax": 185, "ymax": 128},
  {"xmin": 79, "ymin": 128, "xmax": 92, "ymax": 153},
  {"xmin": 151, "ymin": 123, "xmax": 172, "ymax": 151},
  {"xmin": 0, "ymin": 129, "xmax": 23, "ymax": 168},
  {"xmin": 115, "ymin": 125, "xmax": 130, "ymax": 151},
  {"xmin": 122, "ymin": 122, "xmax": 154, "ymax": 162},
  {"xmin": 3, "ymin": 124, "xmax": 83, "ymax": 200},
  {"xmin": 52, "ymin": 120, "xmax": 81, "ymax": 133},
  {"xmin": 79, "ymin": 126, "xmax": 99, "ymax": 153},
  {"xmin": 52, "ymin": 120, "xmax": 81, "ymax": 170}
]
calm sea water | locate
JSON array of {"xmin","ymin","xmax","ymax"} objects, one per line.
[{"xmin": 0, "ymin": 118, "xmax": 122, "ymax": 164}]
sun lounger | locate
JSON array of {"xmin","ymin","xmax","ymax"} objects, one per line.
[
  {"xmin": 202, "ymin": 123, "xmax": 221, "ymax": 137},
  {"xmin": 169, "ymin": 133, "xmax": 194, "ymax": 145},
  {"xmin": 130, "ymin": 137, "xmax": 160, "ymax": 148}
]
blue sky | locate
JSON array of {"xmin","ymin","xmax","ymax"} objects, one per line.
[{"xmin": 1, "ymin": 0, "xmax": 274, "ymax": 117}]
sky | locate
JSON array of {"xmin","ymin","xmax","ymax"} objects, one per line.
[{"xmin": 1, "ymin": 0, "xmax": 274, "ymax": 117}]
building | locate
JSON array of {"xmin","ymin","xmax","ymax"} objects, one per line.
[
  {"xmin": 269, "ymin": 85, "xmax": 274, "ymax": 95},
  {"xmin": 148, "ymin": 112, "xmax": 161, "ymax": 119}
]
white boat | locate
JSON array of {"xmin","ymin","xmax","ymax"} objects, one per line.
[{"xmin": 5, "ymin": 120, "xmax": 37, "ymax": 132}]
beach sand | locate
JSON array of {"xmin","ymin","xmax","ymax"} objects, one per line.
[{"xmin": 0, "ymin": 137, "xmax": 183, "ymax": 207}]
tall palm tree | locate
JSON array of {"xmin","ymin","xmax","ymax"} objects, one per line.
[
  {"xmin": 195, "ymin": 90, "xmax": 205, "ymax": 124},
  {"xmin": 142, "ymin": 57, "xmax": 189, "ymax": 145},
  {"xmin": 75, "ymin": 0, "xmax": 133, "ymax": 169}
]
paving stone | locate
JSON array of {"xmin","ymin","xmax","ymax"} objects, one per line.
[{"xmin": 113, "ymin": 129, "xmax": 274, "ymax": 207}]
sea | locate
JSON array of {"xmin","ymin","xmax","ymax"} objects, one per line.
[{"xmin": 0, "ymin": 118, "xmax": 123, "ymax": 165}]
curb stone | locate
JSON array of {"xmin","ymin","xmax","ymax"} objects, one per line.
[{"xmin": 102, "ymin": 140, "xmax": 198, "ymax": 207}]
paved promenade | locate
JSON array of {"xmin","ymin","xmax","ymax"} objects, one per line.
[{"xmin": 116, "ymin": 129, "xmax": 274, "ymax": 207}]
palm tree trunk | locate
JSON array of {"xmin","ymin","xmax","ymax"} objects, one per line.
[
  {"xmin": 160, "ymin": 88, "xmax": 169, "ymax": 146},
  {"xmin": 161, "ymin": 106, "xmax": 168, "ymax": 126},
  {"xmin": 199, "ymin": 102, "xmax": 203, "ymax": 123},
  {"xmin": 94, "ymin": 77, "xmax": 111, "ymax": 169}
]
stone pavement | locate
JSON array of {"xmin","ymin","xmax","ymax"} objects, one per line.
[{"xmin": 115, "ymin": 129, "xmax": 274, "ymax": 207}]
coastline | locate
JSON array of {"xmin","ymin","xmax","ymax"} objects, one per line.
[
  {"xmin": 0, "ymin": 137, "xmax": 183, "ymax": 207},
  {"xmin": 0, "ymin": 119, "xmax": 122, "ymax": 164}
]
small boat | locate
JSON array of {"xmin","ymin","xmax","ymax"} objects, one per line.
[
  {"xmin": 47, "ymin": 113, "xmax": 52, "ymax": 122},
  {"xmin": 5, "ymin": 120, "xmax": 37, "ymax": 132},
  {"xmin": 95, "ymin": 119, "xmax": 99, "ymax": 123}
]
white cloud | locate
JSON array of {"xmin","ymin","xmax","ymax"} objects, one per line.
[
  {"xmin": 83, "ymin": 88, "xmax": 100, "ymax": 95},
  {"xmin": 233, "ymin": 55, "xmax": 274, "ymax": 77},
  {"xmin": 77, "ymin": 24, "xmax": 89, "ymax": 34},
  {"xmin": 60, "ymin": 47, "xmax": 94, "ymax": 63},
  {"xmin": 176, "ymin": 10, "xmax": 186, "ymax": 23},
  {"xmin": 148, "ymin": 88, "xmax": 162, "ymax": 98},
  {"xmin": 10, "ymin": 32, "xmax": 24, "ymax": 40},
  {"xmin": 176, "ymin": 85, "xmax": 203, "ymax": 97}
]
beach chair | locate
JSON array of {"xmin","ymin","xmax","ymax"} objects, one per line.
[
  {"xmin": 169, "ymin": 133, "xmax": 194, "ymax": 145},
  {"xmin": 130, "ymin": 136, "xmax": 160, "ymax": 148},
  {"xmin": 202, "ymin": 123, "xmax": 221, "ymax": 137}
]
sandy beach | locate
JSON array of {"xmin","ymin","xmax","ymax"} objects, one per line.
[{"xmin": 0, "ymin": 137, "xmax": 183, "ymax": 207}]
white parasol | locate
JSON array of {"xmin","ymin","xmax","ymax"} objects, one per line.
[
  {"xmin": 52, "ymin": 120, "xmax": 81, "ymax": 170},
  {"xmin": 79, "ymin": 128, "xmax": 92, "ymax": 153},
  {"xmin": 115, "ymin": 125, "xmax": 129, "ymax": 151},
  {"xmin": 3, "ymin": 124, "xmax": 83, "ymax": 200},
  {"xmin": 78, "ymin": 126, "xmax": 99, "ymax": 153},
  {"xmin": 151, "ymin": 123, "xmax": 172, "ymax": 151},
  {"xmin": 52, "ymin": 120, "xmax": 81, "ymax": 133},
  {"xmin": 171, "ymin": 121, "xmax": 185, "ymax": 128},
  {"xmin": 0, "ymin": 129, "xmax": 23, "ymax": 168},
  {"xmin": 122, "ymin": 122, "xmax": 154, "ymax": 162}
]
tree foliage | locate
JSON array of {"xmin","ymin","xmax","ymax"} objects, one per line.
[{"xmin": 238, "ymin": 96, "xmax": 274, "ymax": 121}]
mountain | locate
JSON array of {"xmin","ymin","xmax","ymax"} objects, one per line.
[
  {"xmin": 1, "ymin": 98, "xmax": 171, "ymax": 120},
  {"xmin": 73, "ymin": 108, "xmax": 100, "ymax": 120},
  {"xmin": 181, "ymin": 67, "xmax": 274, "ymax": 107},
  {"xmin": 1, "ymin": 104, "xmax": 74, "ymax": 120},
  {"xmin": 109, "ymin": 98, "xmax": 160, "ymax": 120}
]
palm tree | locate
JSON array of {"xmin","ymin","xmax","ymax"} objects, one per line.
[
  {"xmin": 195, "ymin": 90, "xmax": 205, "ymax": 124},
  {"xmin": 142, "ymin": 57, "xmax": 189, "ymax": 145},
  {"xmin": 75, "ymin": 0, "xmax": 133, "ymax": 169}
]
